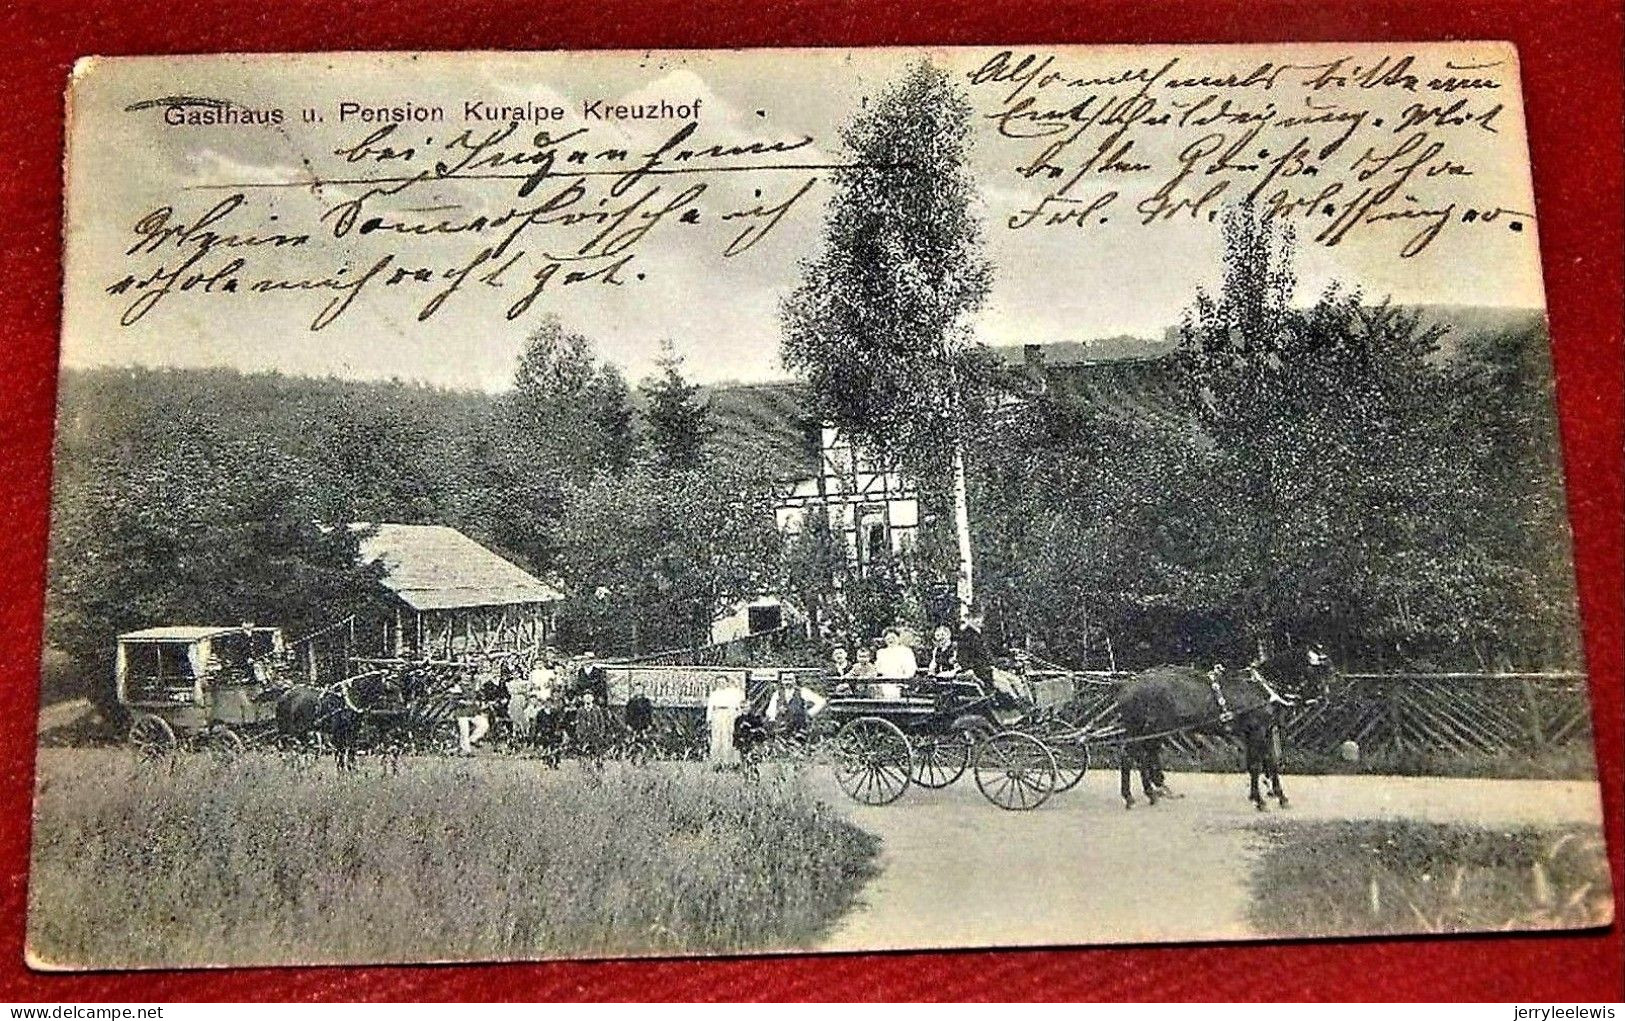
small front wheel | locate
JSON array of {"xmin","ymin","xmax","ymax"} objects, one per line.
[
  {"xmin": 973, "ymin": 731, "xmax": 1058, "ymax": 811},
  {"xmin": 203, "ymin": 726, "xmax": 246, "ymax": 762},
  {"xmin": 1051, "ymin": 740, "xmax": 1090, "ymax": 793},
  {"xmin": 911, "ymin": 733, "xmax": 970, "ymax": 788},
  {"xmin": 128, "ymin": 713, "xmax": 177, "ymax": 760}
]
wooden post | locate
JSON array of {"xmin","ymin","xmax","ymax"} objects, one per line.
[
  {"xmin": 1080, "ymin": 604, "xmax": 1090, "ymax": 671},
  {"xmin": 1521, "ymin": 677, "xmax": 1547, "ymax": 751},
  {"xmin": 1385, "ymin": 678, "xmax": 1404, "ymax": 755}
]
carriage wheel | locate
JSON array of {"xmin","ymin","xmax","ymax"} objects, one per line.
[
  {"xmin": 128, "ymin": 713, "xmax": 177, "ymax": 759},
  {"xmin": 911, "ymin": 733, "xmax": 970, "ymax": 789},
  {"xmin": 1051, "ymin": 740, "xmax": 1090, "ymax": 793},
  {"xmin": 204, "ymin": 726, "xmax": 246, "ymax": 762},
  {"xmin": 833, "ymin": 717, "xmax": 913, "ymax": 806},
  {"xmin": 973, "ymin": 731, "xmax": 1058, "ymax": 811}
]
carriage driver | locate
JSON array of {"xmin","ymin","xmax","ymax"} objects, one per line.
[{"xmin": 955, "ymin": 610, "xmax": 994, "ymax": 689}]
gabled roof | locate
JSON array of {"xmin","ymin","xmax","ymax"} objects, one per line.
[
  {"xmin": 118, "ymin": 625, "xmax": 253, "ymax": 642},
  {"xmin": 355, "ymin": 524, "xmax": 562, "ymax": 611},
  {"xmin": 1043, "ymin": 355, "xmax": 1186, "ymax": 425},
  {"xmin": 703, "ymin": 382, "xmax": 819, "ymax": 480},
  {"xmin": 702, "ymin": 353, "xmax": 1189, "ymax": 482}
]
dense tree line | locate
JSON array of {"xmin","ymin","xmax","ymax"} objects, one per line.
[
  {"xmin": 966, "ymin": 213, "xmax": 1577, "ymax": 671},
  {"xmin": 46, "ymin": 287, "xmax": 1576, "ymax": 689},
  {"xmin": 46, "ymin": 318, "xmax": 758, "ymax": 691},
  {"xmin": 776, "ymin": 61, "xmax": 1576, "ymax": 673}
]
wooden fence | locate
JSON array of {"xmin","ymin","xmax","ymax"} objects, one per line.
[
  {"xmin": 623, "ymin": 626, "xmax": 791, "ymax": 668},
  {"xmin": 1053, "ymin": 671, "xmax": 1592, "ymax": 758}
]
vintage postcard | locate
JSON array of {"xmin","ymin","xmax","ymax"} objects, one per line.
[{"xmin": 32, "ymin": 44, "xmax": 1610, "ymax": 968}]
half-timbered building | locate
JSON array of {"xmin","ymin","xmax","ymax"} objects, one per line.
[{"xmin": 772, "ymin": 425, "xmax": 921, "ymax": 570}]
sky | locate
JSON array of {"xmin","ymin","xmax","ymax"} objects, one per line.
[{"xmin": 61, "ymin": 44, "xmax": 1546, "ymax": 390}]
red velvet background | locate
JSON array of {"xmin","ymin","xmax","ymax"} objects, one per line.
[{"xmin": 0, "ymin": 0, "xmax": 1618, "ymax": 1002}]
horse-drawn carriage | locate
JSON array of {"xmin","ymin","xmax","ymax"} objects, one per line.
[
  {"xmin": 114, "ymin": 625, "xmax": 484, "ymax": 762},
  {"xmin": 818, "ymin": 673, "xmax": 1092, "ymax": 811},
  {"xmin": 112, "ymin": 625, "xmax": 626, "ymax": 767},
  {"xmin": 812, "ymin": 642, "xmax": 1334, "ymax": 812},
  {"xmin": 115, "ymin": 625, "xmax": 286, "ymax": 757}
]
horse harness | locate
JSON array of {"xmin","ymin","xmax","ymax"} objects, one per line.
[
  {"xmin": 1208, "ymin": 675, "xmax": 1237, "ymax": 730},
  {"xmin": 302, "ymin": 674, "xmax": 393, "ymax": 729},
  {"xmin": 1208, "ymin": 667, "xmax": 1314, "ymax": 734}
]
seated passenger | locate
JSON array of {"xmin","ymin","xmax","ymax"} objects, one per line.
[
  {"xmin": 830, "ymin": 646, "xmax": 851, "ymax": 679},
  {"xmin": 873, "ymin": 628, "xmax": 916, "ymax": 699},
  {"xmin": 926, "ymin": 625, "xmax": 958, "ymax": 682},
  {"xmin": 848, "ymin": 646, "xmax": 879, "ymax": 682}
]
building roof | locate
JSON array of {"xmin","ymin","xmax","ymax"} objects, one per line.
[
  {"xmin": 705, "ymin": 356, "xmax": 1189, "ymax": 474},
  {"xmin": 988, "ymin": 337, "xmax": 1176, "ymax": 367},
  {"xmin": 117, "ymin": 625, "xmax": 268, "ymax": 643},
  {"xmin": 1043, "ymin": 355, "xmax": 1187, "ymax": 425},
  {"xmin": 355, "ymin": 524, "xmax": 562, "ymax": 611},
  {"xmin": 703, "ymin": 382, "xmax": 819, "ymax": 480}
]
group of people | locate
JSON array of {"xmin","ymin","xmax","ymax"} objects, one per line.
[
  {"xmin": 707, "ymin": 671, "xmax": 830, "ymax": 768},
  {"xmin": 452, "ymin": 649, "xmax": 620, "ymax": 759},
  {"xmin": 827, "ymin": 611, "xmax": 996, "ymax": 699},
  {"xmin": 445, "ymin": 613, "xmax": 1010, "ymax": 766}
]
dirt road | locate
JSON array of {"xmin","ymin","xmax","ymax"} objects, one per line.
[{"xmin": 809, "ymin": 769, "xmax": 1606, "ymax": 952}]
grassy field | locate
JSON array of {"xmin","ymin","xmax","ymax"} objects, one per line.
[
  {"xmin": 1247, "ymin": 818, "xmax": 1613, "ymax": 937},
  {"xmin": 28, "ymin": 749, "xmax": 880, "ymax": 968}
]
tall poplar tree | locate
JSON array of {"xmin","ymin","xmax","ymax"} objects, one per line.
[{"xmin": 780, "ymin": 60, "xmax": 994, "ymax": 616}]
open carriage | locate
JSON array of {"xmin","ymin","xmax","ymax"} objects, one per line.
[
  {"xmin": 115, "ymin": 625, "xmax": 286, "ymax": 757},
  {"xmin": 820, "ymin": 672, "xmax": 1093, "ymax": 811}
]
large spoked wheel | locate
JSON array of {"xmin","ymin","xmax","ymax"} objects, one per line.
[
  {"xmin": 973, "ymin": 731, "xmax": 1058, "ymax": 811},
  {"xmin": 203, "ymin": 725, "xmax": 246, "ymax": 762},
  {"xmin": 1051, "ymin": 739, "xmax": 1090, "ymax": 793},
  {"xmin": 911, "ymin": 732, "xmax": 970, "ymax": 789},
  {"xmin": 128, "ymin": 713, "xmax": 177, "ymax": 759},
  {"xmin": 833, "ymin": 717, "xmax": 914, "ymax": 806}
]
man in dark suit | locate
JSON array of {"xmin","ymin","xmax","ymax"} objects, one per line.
[{"xmin": 955, "ymin": 609, "xmax": 994, "ymax": 690}]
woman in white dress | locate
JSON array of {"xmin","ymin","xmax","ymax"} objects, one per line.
[
  {"xmin": 705, "ymin": 683, "xmax": 747, "ymax": 767},
  {"xmin": 873, "ymin": 628, "xmax": 918, "ymax": 700}
]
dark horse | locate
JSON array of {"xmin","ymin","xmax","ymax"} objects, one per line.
[
  {"xmin": 1115, "ymin": 644, "xmax": 1333, "ymax": 811},
  {"xmin": 273, "ymin": 670, "xmax": 403, "ymax": 771}
]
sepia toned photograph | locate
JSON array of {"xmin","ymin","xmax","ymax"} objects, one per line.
[{"xmin": 30, "ymin": 43, "xmax": 1610, "ymax": 969}]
